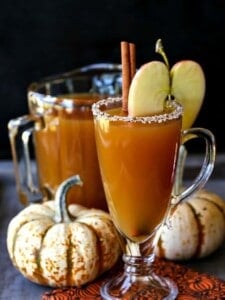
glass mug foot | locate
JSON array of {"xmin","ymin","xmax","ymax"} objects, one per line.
[{"xmin": 101, "ymin": 254, "xmax": 178, "ymax": 300}]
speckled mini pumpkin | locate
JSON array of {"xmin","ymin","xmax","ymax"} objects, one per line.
[
  {"xmin": 7, "ymin": 176, "xmax": 121, "ymax": 287},
  {"xmin": 155, "ymin": 189, "xmax": 225, "ymax": 260}
]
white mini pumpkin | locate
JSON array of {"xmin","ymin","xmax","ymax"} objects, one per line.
[
  {"xmin": 155, "ymin": 189, "xmax": 225, "ymax": 260},
  {"xmin": 7, "ymin": 176, "xmax": 121, "ymax": 287}
]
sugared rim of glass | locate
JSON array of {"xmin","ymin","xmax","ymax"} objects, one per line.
[{"xmin": 92, "ymin": 97, "xmax": 183, "ymax": 124}]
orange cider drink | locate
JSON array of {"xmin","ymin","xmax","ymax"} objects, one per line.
[
  {"xmin": 34, "ymin": 93, "xmax": 107, "ymax": 210},
  {"xmin": 93, "ymin": 97, "xmax": 182, "ymax": 242}
]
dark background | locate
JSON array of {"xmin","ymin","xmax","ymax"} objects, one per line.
[{"xmin": 0, "ymin": 0, "xmax": 225, "ymax": 159}]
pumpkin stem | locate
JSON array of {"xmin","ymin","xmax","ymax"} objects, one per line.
[{"xmin": 54, "ymin": 175, "xmax": 83, "ymax": 223}]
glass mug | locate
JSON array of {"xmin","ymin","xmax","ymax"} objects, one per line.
[
  {"xmin": 92, "ymin": 97, "xmax": 215, "ymax": 299},
  {"xmin": 8, "ymin": 63, "xmax": 122, "ymax": 208}
]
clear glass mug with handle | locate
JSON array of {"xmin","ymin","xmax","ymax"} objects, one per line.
[
  {"xmin": 92, "ymin": 97, "xmax": 215, "ymax": 299},
  {"xmin": 8, "ymin": 63, "xmax": 122, "ymax": 208}
]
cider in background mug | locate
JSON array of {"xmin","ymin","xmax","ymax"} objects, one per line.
[{"xmin": 8, "ymin": 63, "xmax": 122, "ymax": 209}]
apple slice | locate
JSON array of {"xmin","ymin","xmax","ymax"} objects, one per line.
[
  {"xmin": 171, "ymin": 60, "xmax": 205, "ymax": 129},
  {"xmin": 128, "ymin": 59, "xmax": 205, "ymax": 129},
  {"xmin": 128, "ymin": 38, "xmax": 205, "ymax": 129},
  {"xmin": 128, "ymin": 61, "xmax": 170, "ymax": 116}
]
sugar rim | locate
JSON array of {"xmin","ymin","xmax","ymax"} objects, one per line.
[{"xmin": 92, "ymin": 97, "xmax": 183, "ymax": 124}]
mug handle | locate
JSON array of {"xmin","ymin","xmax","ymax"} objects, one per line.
[
  {"xmin": 172, "ymin": 127, "xmax": 216, "ymax": 205},
  {"xmin": 8, "ymin": 115, "xmax": 43, "ymax": 205}
]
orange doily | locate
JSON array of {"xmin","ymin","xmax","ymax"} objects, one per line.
[{"xmin": 42, "ymin": 257, "xmax": 225, "ymax": 300}]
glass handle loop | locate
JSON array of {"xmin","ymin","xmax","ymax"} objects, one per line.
[
  {"xmin": 8, "ymin": 115, "xmax": 43, "ymax": 205},
  {"xmin": 172, "ymin": 127, "xmax": 216, "ymax": 205}
]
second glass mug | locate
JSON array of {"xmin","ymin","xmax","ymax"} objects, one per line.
[{"xmin": 8, "ymin": 63, "xmax": 122, "ymax": 208}]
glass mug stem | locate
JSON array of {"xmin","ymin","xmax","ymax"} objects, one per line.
[{"xmin": 101, "ymin": 253, "xmax": 178, "ymax": 300}]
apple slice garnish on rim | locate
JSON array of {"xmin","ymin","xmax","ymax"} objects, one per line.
[
  {"xmin": 128, "ymin": 61, "xmax": 170, "ymax": 117},
  {"xmin": 170, "ymin": 60, "xmax": 205, "ymax": 129},
  {"xmin": 128, "ymin": 39, "xmax": 205, "ymax": 129}
]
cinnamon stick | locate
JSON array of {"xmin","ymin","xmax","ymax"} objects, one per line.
[
  {"xmin": 129, "ymin": 42, "xmax": 136, "ymax": 80},
  {"xmin": 121, "ymin": 41, "xmax": 131, "ymax": 112},
  {"xmin": 121, "ymin": 41, "xmax": 136, "ymax": 112}
]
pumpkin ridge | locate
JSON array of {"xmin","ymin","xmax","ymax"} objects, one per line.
[
  {"xmin": 10, "ymin": 217, "xmax": 54, "ymax": 265},
  {"xmin": 67, "ymin": 225, "xmax": 75, "ymax": 286},
  {"xmin": 10, "ymin": 219, "xmax": 32, "ymax": 263},
  {"xmin": 194, "ymin": 195, "xmax": 225, "ymax": 222},
  {"xmin": 76, "ymin": 214, "xmax": 120, "ymax": 275},
  {"xmin": 75, "ymin": 221, "xmax": 102, "ymax": 274},
  {"xmin": 86, "ymin": 223, "xmax": 103, "ymax": 274},
  {"xmin": 186, "ymin": 202, "xmax": 204, "ymax": 258},
  {"xmin": 29, "ymin": 222, "xmax": 55, "ymax": 285}
]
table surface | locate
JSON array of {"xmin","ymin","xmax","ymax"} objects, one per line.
[{"xmin": 1, "ymin": 156, "xmax": 225, "ymax": 300}]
